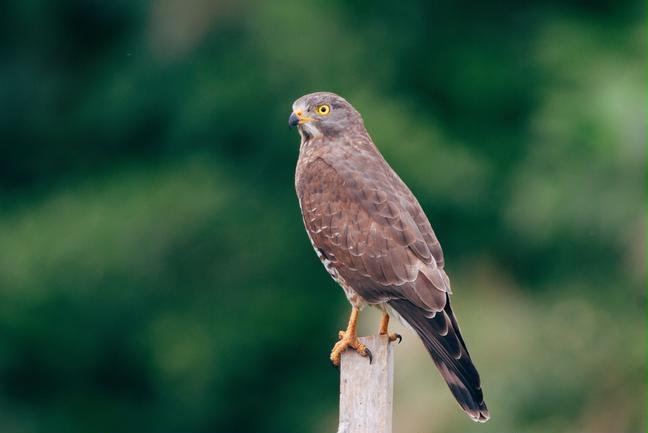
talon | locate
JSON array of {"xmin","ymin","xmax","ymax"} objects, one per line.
[
  {"xmin": 390, "ymin": 333, "xmax": 402, "ymax": 344},
  {"xmin": 352, "ymin": 341, "xmax": 372, "ymax": 364},
  {"xmin": 330, "ymin": 307, "xmax": 370, "ymax": 367},
  {"xmin": 330, "ymin": 332, "xmax": 371, "ymax": 366}
]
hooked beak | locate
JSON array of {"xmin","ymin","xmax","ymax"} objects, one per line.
[{"xmin": 288, "ymin": 110, "xmax": 314, "ymax": 128}]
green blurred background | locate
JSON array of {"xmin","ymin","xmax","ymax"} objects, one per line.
[{"xmin": 0, "ymin": 1, "xmax": 646, "ymax": 432}]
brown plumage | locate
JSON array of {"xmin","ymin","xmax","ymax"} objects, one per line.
[{"xmin": 290, "ymin": 91, "xmax": 489, "ymax": 422}]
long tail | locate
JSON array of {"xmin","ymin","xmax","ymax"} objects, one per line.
[{"xmin": 388, "ymin": 297, "xmax": 490, "ymax": 422}]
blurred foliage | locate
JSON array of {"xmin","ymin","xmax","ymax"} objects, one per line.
[{"xmin": 0, "ymin": 0, "xmax": 646, "ymax": 432}]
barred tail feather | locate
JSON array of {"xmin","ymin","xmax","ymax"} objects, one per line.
[{"xmin": 388, "ymin": 297, "xmax": 490, "ymax": 422}]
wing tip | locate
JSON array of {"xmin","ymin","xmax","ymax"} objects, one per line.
[
  {"xmin": 389, "ymin": 299, "xmax": 490, "ymax": 423},
  {"xmin": 467, "ymin": 404, "xmax": 490, "ymax": 423},
  {"xmin": 453, "ymin": 382, "xmax": 490, "ymax": 423}
]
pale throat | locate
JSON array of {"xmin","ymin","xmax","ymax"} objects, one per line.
[{"xmin": 299, "ymin": 122, "xmax": 323, "ymax": 140}]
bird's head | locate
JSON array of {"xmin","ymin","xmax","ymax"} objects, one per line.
[{"xmin": 289, "ymin": 92, "xmax": 363, "ymax": 140}]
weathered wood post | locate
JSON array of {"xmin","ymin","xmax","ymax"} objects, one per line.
[{"xmin": 338, "ymin": 335, "xmax": 394, "ymax": 433}]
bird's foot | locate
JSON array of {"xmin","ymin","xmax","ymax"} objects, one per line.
[
  {"xmin": 378, "ymin": 313, "xmax": 402, "ymax": 343},
  {"xmin": 330, "ymin": 330, "xmax": 372, "ymax": 366},
  {"xmin": 380, "ymin": 331, "xmax": 402, "ymax": 343}
]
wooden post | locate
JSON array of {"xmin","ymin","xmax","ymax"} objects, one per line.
[{"xmin": 338, "ymin": 335, "xmax": 394, "ymax": 433}]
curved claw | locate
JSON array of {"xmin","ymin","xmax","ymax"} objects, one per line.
[
  {"xmin": 330, "ymin": 334, "xmax": 372, "ymax": 366},
  {"xmin": 365, "ymin": 347, "xmax": 373, "ymax": 364},
  {"xmin": 383, "ymin": 332, "xmax": 402, "ymax": 343}
]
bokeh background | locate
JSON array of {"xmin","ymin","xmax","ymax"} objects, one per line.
[{"xmin": 1, "ymin": 1, "xmax": 646, "ymax": 432}]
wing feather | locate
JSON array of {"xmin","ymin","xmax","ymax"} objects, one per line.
[
  {"xmin": 296, "ymin": 153, "xmax": 488, "ymax": 422},
  {"xmin": 298, "ymin": 157, "xmax": 447, "ymax": 309}
]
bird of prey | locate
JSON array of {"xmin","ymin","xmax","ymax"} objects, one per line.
[{"xmin": 289, "ymin": 92, "xmax": 489, "ymax": 422}]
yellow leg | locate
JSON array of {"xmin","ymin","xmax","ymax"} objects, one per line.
[
  {"xmin": 330, "ymin": 307, "xmax": 372, "ymax": 366},
  {"xmin": 378, "ymin": 313, "xmax": 402, "ymax": 343}
]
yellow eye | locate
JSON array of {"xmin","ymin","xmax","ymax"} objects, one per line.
[{"xmin": 316, "ymin": 104, "xmax": 331, "ymax": 115}]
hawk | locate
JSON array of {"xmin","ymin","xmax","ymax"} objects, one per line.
[{"xmin": 289, "ymin": 92, "xmax": 489, "ymax": 423}]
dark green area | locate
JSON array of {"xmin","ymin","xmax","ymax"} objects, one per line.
[{"xmin": 0, "ymin": 1, "xmax": 645, "ymax": 432}]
